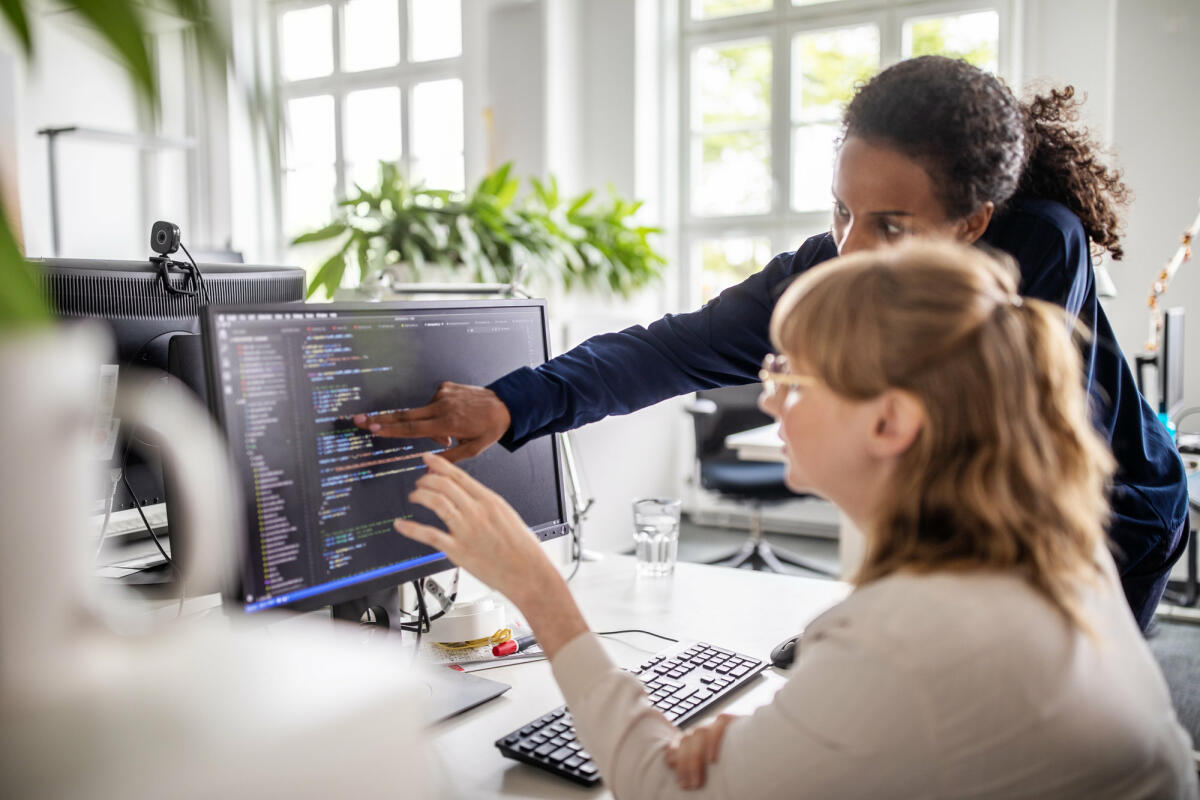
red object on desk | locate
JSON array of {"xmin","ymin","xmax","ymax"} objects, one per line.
[{"xmin": 492, "ymin": 634, "xmax": 536, "ymax": 657}]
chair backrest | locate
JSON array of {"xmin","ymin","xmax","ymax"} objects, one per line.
[
  {"xmin": 693, "ymin": 383, "xmax": 773, "ymax": 461},
  {"xmin": 691, "ymin": 383, "xmax": 793, "ymax": 498}
]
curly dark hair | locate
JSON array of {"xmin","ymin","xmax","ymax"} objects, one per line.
[{"xmin": 842, "ymin": 56, "xmax": 1130, "ymax": 260}]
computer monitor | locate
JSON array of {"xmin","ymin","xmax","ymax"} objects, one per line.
[
  {"xmin": 201, "ymin": 300, "xmax": 570, "ymax": 615},
  {"xmin": 31, "ymin": 258, "xmax": 306, "ymax": 514},
  {"xmin": 1162, "ymin": 307, "xmax": 1185, "ymax": 420}
]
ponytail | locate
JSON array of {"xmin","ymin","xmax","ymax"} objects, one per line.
[{"xmin": 1019, "ymin": 87, "xmax": 1131, "ymax": 260}]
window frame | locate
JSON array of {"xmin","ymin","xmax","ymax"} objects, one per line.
[
  {"xmin": 269, "ymin": 0, "xmax": 467, "ymax": 247},
  {"xmin": 678, "ymin": 0, "xmax": 1014, "ymax": 306}
]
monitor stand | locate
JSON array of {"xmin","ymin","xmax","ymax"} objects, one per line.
[{"xmin": 330, "ymin": 588, "xmax": 510, "ymax": 723}]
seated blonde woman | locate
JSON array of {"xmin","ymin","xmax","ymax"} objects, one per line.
[{"xmin": 395, "ymin": 240, "xmax": 1197, "ymax": 799}]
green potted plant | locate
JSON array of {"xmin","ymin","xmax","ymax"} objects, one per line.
[{"xmin": 293, "ymin": 161, "xmax": 667, "ymax": 300}]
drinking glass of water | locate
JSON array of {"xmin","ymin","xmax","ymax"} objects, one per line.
[{"xmin": 632, "ymin": 498, "xmax": 682, "ymax": 577}]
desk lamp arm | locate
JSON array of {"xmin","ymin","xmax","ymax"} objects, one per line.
[{"xmin": 1145, "ymin": 197, "xmax": 1200, "ymax": 351}]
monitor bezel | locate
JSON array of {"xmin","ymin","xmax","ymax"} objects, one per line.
[
  {"xmin": 1161, "ymin": 307, "xmax": 1185, "ymax": 419},
  {"xmin": 201, "ymin": 298, "xmax": 571, "ymax": 615}
]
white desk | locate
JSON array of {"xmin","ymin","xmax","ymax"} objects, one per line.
[
  {"xmin": 432, "ymin": 555, "xmax": 849, "ymax": 798},
  {"xmin": 723, "ymin": 422, "xmax": 784, "ymax": 463}
]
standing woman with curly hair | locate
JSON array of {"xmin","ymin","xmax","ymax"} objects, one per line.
[
  {"xmin": 357, "ymin": 56, "xmax": 1188, "ymax": 630},
  {"xmin": 832, "ymin": 57, "xmax": 1186, "ymax": 630}
]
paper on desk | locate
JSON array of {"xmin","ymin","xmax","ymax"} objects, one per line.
[{"xmin": 418, "ymin": 621, "xmax": 545, "ymax": 672}]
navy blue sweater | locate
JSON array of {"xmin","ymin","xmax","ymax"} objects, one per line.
[{"xmin": 489, "ymin": 197, "xmax": 1188, "ymax": 580}]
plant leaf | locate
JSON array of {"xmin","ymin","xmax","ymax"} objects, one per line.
[
  {"xmin": 0, "ymin": 0, "xmax": 33, "ymax": 56},
  {"xmin": 71, "ymin": 0, "xmax": 159, "ymax": 108},
  {"xmin": 0, "ymin": 198, "xmax": 49, "ymax": 327},
  {"xmin": 567, "ymin": 190, "xmax": 593, "ymax": 217},
  {"xmin": 306, "ymin": 240, "xmax": 352, "ymax": 299},
  {"xmin": 292, "ymin": 222, "xmax": 348, "ymax": 245}
]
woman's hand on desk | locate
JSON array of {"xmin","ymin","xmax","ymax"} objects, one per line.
[
  {"xmin": 665, "ymin": 713, "xmax": 736, "ymax": 790},
  {"xmin": 394, "ymin": 453, "xmax": 588, "ymax": 658},
  {"xmin": 352, "ymin": 382, "xmax": 511, "ymax": 462}
]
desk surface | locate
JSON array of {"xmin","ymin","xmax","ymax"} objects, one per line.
[
  {"xmin": 724, "ymin": 423, "xmax": 784, "ymax": 463},
  {"xmin": 432, "ymin": 555, "xmax": 849, "ymax": 799}
]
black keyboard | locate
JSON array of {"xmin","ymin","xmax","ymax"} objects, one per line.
[{"xmin": 495, "ymin": 640, "xmax": 767, "ymax": 786}]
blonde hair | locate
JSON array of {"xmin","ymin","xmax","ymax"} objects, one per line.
[{"xmin": 770, "ymin": 240, "xmax": 1114, "ymax": 630}]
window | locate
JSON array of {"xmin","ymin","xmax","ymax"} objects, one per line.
[
  {"xmin": 681, "ymin": 1, "xmax": 1009, "ymax": 304},
  {"xmin": 273, "ymin": 0, "xmax": 465, "ymax": 249}
]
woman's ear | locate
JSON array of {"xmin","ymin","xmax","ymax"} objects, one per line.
[
  {"xmin": 868, "ymin": 390, "xmax": 924, "ymax": 458},
  {"xmin": 957, "ymin": 201, "xmax": 995, "ymax": 244}
]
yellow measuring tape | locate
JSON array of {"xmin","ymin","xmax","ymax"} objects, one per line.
[{"xmin": 431, "ymin": 628, "xmax": 513, "ymax": 651}]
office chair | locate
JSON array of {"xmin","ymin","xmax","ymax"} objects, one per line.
[{"xmin": 686, "ymin": 384, "xmax": 836, "ymax": 576}]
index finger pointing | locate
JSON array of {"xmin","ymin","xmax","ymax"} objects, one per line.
[
  {"xmin": 362, "ymin": 416, "xmax": 455, "ymax": 439},
  {"xmin": 352, "ymin": 402, "xmax": 440, "ymax": 425}
]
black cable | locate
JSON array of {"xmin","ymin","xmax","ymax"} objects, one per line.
[
  {"xmin": 399, "ymin": 572, "xmax": 458, "ymax": 630},
  {"xmin": 179, "ymin": 242, "xmax": 211, "ymax": 305},
  {"xmin": 123, "ymin": 472, "xmax": 174, "ymax": 569},
  {"xmin": 565, "ymin": 523, "xmax": 583, "ymax": 582},
  {"xmin": 122, "ymin": 471, "xmax": 187, "ymax": 616},
  {"xmin": 416, "ymin": 580, "xmax": 431, "ymax": 634},
  {"xmin": 596, "ymin": 628, "xmax": 679, "ymax": 644},
  {"xmin": 410, "ymin": 579, "xmax": 431, "ymax": 665}
]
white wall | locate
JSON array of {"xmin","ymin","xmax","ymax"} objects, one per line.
[
  {"xmin": 1107, "ymin": 0, "xmax": 1200, "ymax": 418},
  {"xmin": 479, "ymin": 0, "xmax": 686, "ymax": 554},
  {"xmin": 7, "ymin": 15, "xmax": 145, "ymax": 260}
]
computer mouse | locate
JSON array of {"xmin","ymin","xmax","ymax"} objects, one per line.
[{"xmin": 769, "ymin": 634, "xmax": 801, "ymax": 669}]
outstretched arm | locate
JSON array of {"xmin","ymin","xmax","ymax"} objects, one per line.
[
  {"xmin": 489, "ymin": 246, "xmax": 814, "ymax": 448},
  {"xmin": 353, "ymin": 239, "xmax": 831, "ymax": 461}
]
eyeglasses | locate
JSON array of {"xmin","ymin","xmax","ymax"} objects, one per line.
[{"xmin": 758, "ymin": 353, "xmax": 818, "ymax": 399}]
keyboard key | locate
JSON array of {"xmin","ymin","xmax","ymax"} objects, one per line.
[
  {"xmin": 567, "ymin": 742, "xmax": 582, "ymax": 752},
  {"xmin": 549, "ymin": 746, "xmax": 574, "ymax": 763},
  {"xmin": 564, "ymin": 755, "xmax": 584, "ymax": 769},
  {"xmin": 534, "ymin": 742, "xmax": 557, "ymax": 758},
  {"xmin": 579, "ymin": 764, "xmax": 598, "ymax": 776}
]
